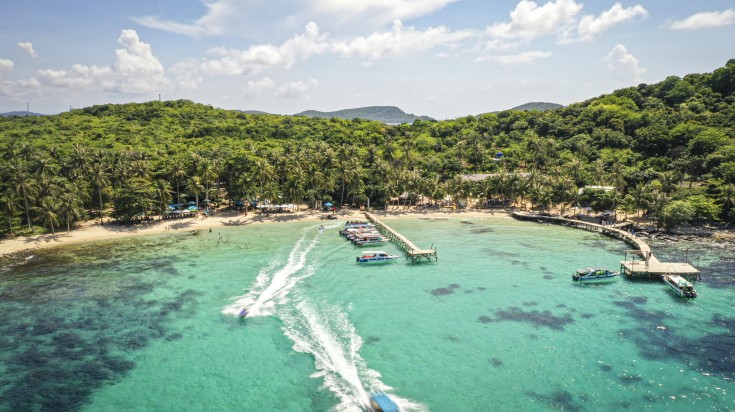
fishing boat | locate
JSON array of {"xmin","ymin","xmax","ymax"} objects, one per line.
[
  {"xmin": 356, "ymin": 251, "xmax": 400, "ymax": 264},
  {"xmin": 663, "ymin": 274, "xmax": 697, "ymax": 298},
  {"xmin": 369, "ymin": 391, "xmax": 400, "ymax": 412},
  {"xmin": 572, "ymin": 267, "xmax": 619, "ymax": 282}
]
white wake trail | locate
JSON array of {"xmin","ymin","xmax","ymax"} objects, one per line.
[{"xmin": 222, "ymin": 226, "xmax": 322, "ymax": 317}]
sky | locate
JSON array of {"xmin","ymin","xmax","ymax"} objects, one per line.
[{"xmin": 1, "ymin": 0, "xmax": 734, "ymax": 119}]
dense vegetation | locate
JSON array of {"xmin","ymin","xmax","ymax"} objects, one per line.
[{"xmin": 1, "ymin": 60, "xmax": 734, "ymax": 236}]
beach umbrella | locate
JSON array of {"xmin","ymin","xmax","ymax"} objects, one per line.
[
  {"xmin": 188, "ymin": 201, "xmax": 196, "ymax": 205},
  {"xmin": 187, "ymin": 206, "xmax": 198, "ymax": 211},
  {"xmin": 324, "ymin": 202, "xmax": 333, "ymax": 207},
  {"xmin": 203, "ymin": 199, "xmax": 211, "ymax": 203},
  {"xmin": 174, "ymin": 203, "xmax": 184, "ymax": 207}
]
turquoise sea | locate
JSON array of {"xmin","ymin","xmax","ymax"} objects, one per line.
[{"xmin": 0, "ymin": 216, "xmax": 733, "ymax": 411}]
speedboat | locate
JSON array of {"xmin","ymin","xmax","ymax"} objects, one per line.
[
  {"xmin": 356, "ymin": 251, "xmax": 400, "ymax": 264},
  {"xmin": 572, "ymin": 267, "xmax": 619, "ymax": 282},
  {"xmin": 369, "ymin": 391, "xmax": 399, "ymax": 412},
  {"xmin": 663, "ymin": 274, "xmax": 697, "ymax": 298},
  {"xmin": 238, "ymin": 308, "xmax": 249, "ymax": 317}
]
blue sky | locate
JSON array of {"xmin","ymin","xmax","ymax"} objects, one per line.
[{"xmin": 1, "ymin": 0, "xmax": 734, "ymax": 119}]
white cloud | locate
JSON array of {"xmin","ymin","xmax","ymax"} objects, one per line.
[
  {"xmin": 332, "ymin": 20, "xmax": 471, "ymax": 59},
  {"xmin": 484, "ymin": 0, "xmax": 648, "ymax": 48},
  {"xmin": 135, "ymin": 0, "xmax": 459, "ymax": 38},
  {"xmin": 576, "ymin": 3, "xmax": 648, "ymax": 41},
  {"xmin": 243, "ymin": 77, "xmax": 275, "ymax": 97},
  {"xmin": 199, "ymin": 22, "xmax": 330, "ymax": 75},
  {"xmin": 33, "ymin": 29, "xmax": 168, "ymax": 94},
  {"xmin": 0, "ymin": 58, "xmax": 13, "ymax": 75},
  {"xmin": 476, "ymin": 50, "xmax": 552, "ymax": 65},
  {"xmin": 18, "ymin": 42, "xmax": 38, "ymax": 58},
  {"xmin": 670, "ymin": 8, "xmax": 735, "ymax": 30},
  {"xmin": 197, "ymin": 20, "xmax": 469, "ymax": 78},
  {"xmin": 313, "ymin": 0, "xmax": 460, "ymax": 24},
  {"xmin": 169, "ymin": 61, "xmax": 203, "ymax": 90},
  {"xmin": 486, "ymin": 0, "xmax": 583, "ymax": 45},
  {"xmin": 275, "ymin": 78, "xmax": 318, "ymax": 98},
  {"xmin": 605, "ymin": 44, "xmax": 645, "ymax": 83}
]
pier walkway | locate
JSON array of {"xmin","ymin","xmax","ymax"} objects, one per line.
[
  {"xmin": 364, "ymin": 212, "xmax": 437, "ymax": 263},
  {"xmin": 511, "ymin": 212, "xmax": 700, "ymax": 280}
]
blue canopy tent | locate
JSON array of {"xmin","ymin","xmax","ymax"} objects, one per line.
[{"xmin": 324, "ymin": 202, "xmax": 334, "ymax": 207}]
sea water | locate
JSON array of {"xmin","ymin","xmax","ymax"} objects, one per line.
[{"xmin": 0, "ymin": 217, "xmax": 733, "ymax": 411}]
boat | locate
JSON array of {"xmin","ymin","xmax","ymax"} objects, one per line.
[
  {"xmin": 238, "ymin": 308, "xmax": 249, "ymax": 317},
  {"xmin": 369, "ymin": 391, "xmax": 400, "ymax": 412},
  {"xmin": 356, "ymin": 251, "xmax": 400, "ymax": 264},
  {"xmin": 572, "ymin": 267, "xmax": 619, "ymax": 282},
  {"xmin": 663, "ymin": 274, "xmax": 697, "ymax": 298}
]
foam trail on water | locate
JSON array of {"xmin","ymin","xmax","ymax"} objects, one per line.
[
  {"xmin": 222, "ymin": 226, "xmax": 321, "ymax": 317},
  {"xmin": 282, "ymin": 300, "xmax": 427, "ymax": 411}
]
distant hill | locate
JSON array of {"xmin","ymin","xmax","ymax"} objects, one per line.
[
  {"xmin": 236, "ymin": 110, "xmax": 271, "ymax": 115},
  {"xmin": 508, "ymin": 102, "xmax": 563, "ymax": 111},
  {"xmin": 1, "ymin": 111, "xmax": 45, "ymax": 118},
  {"xmin": 295, "ymin": 106, "xmax": 433, "ymax": 124}
]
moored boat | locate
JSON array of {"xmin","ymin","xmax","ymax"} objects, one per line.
[
  {"xmin": 356, "ymin": 251, "xmax": 400, "ymax": 264},
  {"xmin": 663, "ymin": 274, "xmax": 697, "ymax": 298},
  {"xmin": 572, "ymin": 267, "xmax": 619, "ymax": 282},
  {"xmin": 369, "ymin": 391, "xmax": 400, "ymax": 412}
]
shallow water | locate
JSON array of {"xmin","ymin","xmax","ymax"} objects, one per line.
[{"xmin": 0, "ymin": 218, "xmax": 733, "ymax": 411}]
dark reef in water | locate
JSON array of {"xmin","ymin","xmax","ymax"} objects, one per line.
[
  {"xmin": 478, "ymin": 306, "xmax": 574, "ymax": 330},
  {"xmin": 527, "ymin": 390, "xmax": 584, "ymax": 412},
  {"xmin": 617, "ymin": 302, "xmax": 735, "ymax": 382},
  {"xmin": 0, "ymin": 242, "xmax": 198, "ymax": 412},
  {"xmin": 489, "ymin": 357, "xmax": 503, "ymax": 367},
  {"xmin": 431, "ymin": 283, "xmax": 460, "ymax": 296}
]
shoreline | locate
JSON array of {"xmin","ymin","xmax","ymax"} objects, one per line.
[{"xmin": 0, "ymin": 207, "xmax": 513, "ymax": 258}]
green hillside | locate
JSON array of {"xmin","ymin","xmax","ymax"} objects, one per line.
[{"xmin": 1, "ymin": 59, "xmax": 734, "ymax": 235}]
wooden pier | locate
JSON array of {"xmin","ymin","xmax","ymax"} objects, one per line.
[
  {"xmin": 364, "ymin": 212, "xmax": 437, "ymax": 263},
  {"xmin": 511, "ymin": 212, "xmax": 700, "ymax": 280}
]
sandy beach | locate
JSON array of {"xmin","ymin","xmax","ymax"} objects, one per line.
[{"xmin": 0, "ymin": 207, "xmax": 512, "ymax": 257}]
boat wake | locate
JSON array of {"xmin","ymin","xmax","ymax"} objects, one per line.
[
  {"xmin": 222, "ymin": 226, "xmax": 324, "ymax": 317},
  {"xmin": 282, "ymin": 300, "xmax": 383, "ymax": 411},
  {"xmin": 282, "ymin": 299, "xmax": 427, "ymax": 411},
  {"xmin": 223, "ymin": 222, "xmax": 425, "ymax": 410}
]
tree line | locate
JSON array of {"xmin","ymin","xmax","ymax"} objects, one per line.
[{"xmin": 1, "ymin": 59, "xmax": 734, "ymax": 236}]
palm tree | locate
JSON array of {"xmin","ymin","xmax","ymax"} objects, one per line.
[
  {"xmin": 630, "ymin": 182, "xmax": 650, "ymax": 217},
  {"xmin": 171, "ymin": 163, "xmax": 188, "ymax": 205},
  {"xmin": 34, "ymin": 197, "xmax": 59, "ymax": 235},
  {"xmin": 14, "ymin": 168, "xmax": 38, "ymax": 232},
  {"xmin": 719, "ymin": 184, "xmax": 734, "ymax": 223},
  {"xmin": 57, "ymin": 191, "xmax": 83, "ymax": 232},
  {"xmin": 90, "ymin": 163, "xmax": 111, "ymax": 224},
  {"xmin": 186, "ymin": 176, "xmax": 206, "ymax": 210},
  {"xmin": 154, "ymin": 179, "xmax": 172, "ymax": 216},
  {"xmin": 0, "ymin": 190, "xmax": 20, "ymax": 235}
]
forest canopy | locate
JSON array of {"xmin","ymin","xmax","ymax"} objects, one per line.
[{"xmin": 1, "ymin": 59, "xmax": 734, "ymax": 235}]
